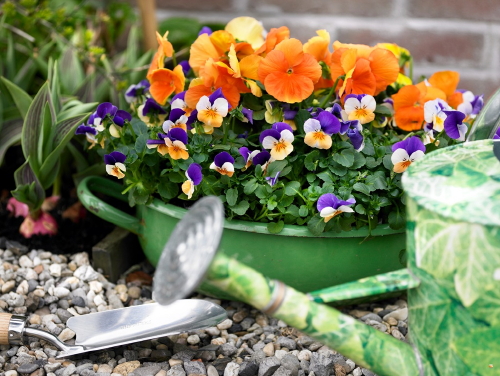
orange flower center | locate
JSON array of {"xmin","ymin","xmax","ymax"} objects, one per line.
[
  {"xmin": 401, "ymin": 160, "xmax": 411, "ymax": 169},
  {"xmin": 287, "ymin": 68, "xmax": 293, "ymax": 74},
  {"xmin": 274, "ymin": 141, "xmax": 287, "ymax": 151},
  {"xmin": 205, "ymin": 109, "xmax": 218, "ymax": 119},
  {"xmin": 354, "ymin": 107, "xmax": 369, "ymax": 118},
  {"xmin": 313, "ymin": 131, "xmax": 326, "ymax": 140}
]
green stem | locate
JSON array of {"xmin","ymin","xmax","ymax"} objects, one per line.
[
  {"xmin": 52, "ymin": 169, "xmax": 62, "ymax": 197},
  {"xmin": 409, "ymin": 56, "xmax": 414, "ymax": 83},
  {"xmin": 319, "ymin": 75, "xmax": 344, "ymax": 108},
  {"xmin": 255, "ymin": 208, "xmax": 269, "ymax": 221}
]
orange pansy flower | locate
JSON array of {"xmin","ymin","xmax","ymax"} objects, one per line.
[
  {"xmin": 255, "ymin": 26, "xmax": 290, "ymax": 56},
  {"xmin": 149, "ymin": 65, "xmax": 185, "ymax": 105},
  {"xmin": 392, "ymin": 85, "xmax": 426, "ymax": 131},
  {"xmin": 185, "ymin": 80, "xmax": 240, "ymax": 110},
  {"xmin": 304, "ymin": 30, "xmax": 331, "ymax": 63},
  {"xmin": 189, "ymin": 30, "xmax": 235, "ymax": 75},
  {"xmin": 329, "ymin": 44, "xmax": 399, "ymax": 97},
  {"xmin": 147, "ymin": 31, "xmax": 174, "ymax": 79},
  {"xmin": 258, "ymin": 38, "xmax": 322, "ymax": 103}
]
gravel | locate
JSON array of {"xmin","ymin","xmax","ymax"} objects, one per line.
[{"xmin": 0, "ymin": 240, "xmax": 409, "ymax": 376}]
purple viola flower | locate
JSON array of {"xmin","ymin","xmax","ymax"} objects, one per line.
[
  {"xmin": 443, "ymin": 110, "xmax": 467, "ymax": 141},
  {"xmin": 125, "ymin": 80, "xmax": 150, "ymax": 103},
  {"xmin": 104, "ymin": 151, "xmax": 126, "ymax": 179},
  {"xmin": 457, "ymin": 91, "xmax": 484, "ymax": 119},
  {"xmin": 391, "ymin": 136, "xmax": 426, "ymax": 173},
  {"xmin": 339, "ymin": 120, "xmax": 363, "ymax": 151},
  {"xmin": 178, "ymin": 60, "xmax": 191, "ymax": 76},
  {"xmin": 75, "ymin": 124, "xmax": 99, "ymax": 148},
  {"xmin": 171, "ymin": 91, "xmax": 198, "ymax": 125},
  {"xmin": 163, "ymin": 108, "xmax": 189, "ymax": 133},
  {"xmin": 242, "ymin": 108, "xmax": 254, "ymax": 124},
  {"xmin": 494, "ymin": 127, "xmax": 500, "ymax": 140},
  {"xmin": 182, "ymin": 163, "xmax": 203, "ymax": 199},
  {"xmin": 142, "ymin": 98, "xmax": 167, "ymax": 117},
  {"xmin": 317, "ymin": 193, "xmax": 356, "ymax": 223},
  {"xmin": 303, "ymin": 111, "xmax": 341, "ymax": 150},
  {"xmin": 252, "ymin": 150, "xmax": 271, "ymax": 167},
  {"xmin": 164, "ymin": 128, "xmax": 189, "ymax": 160},
  {"xmin": 239, "ymin": 147, "xmax": 260, "ymax": 170},
  {"xmin": 96, "ymin": 102, "xmax": 118, "ymax": 120},
  {"xmin": 265, "ymin": 171, "xmax": 281, "ymax": 187},
  {"xmin": 210, "ymin": 152, "xmax": 235, "ymax": 177},
  {"xmin": 112, "ymin": 110, "xmax": 132, "ymax": 127},
  {"xmin": 198, "ymin": 26, "xmax": 213, "ymax": 36}
]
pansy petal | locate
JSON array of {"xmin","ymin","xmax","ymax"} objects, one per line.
[
  {"xmin": 317, "ymin": 111, "xmax": 341, "ymax": 135},
  {"xmin": 409, "ymin": 150, "xmax": 425, "ymax": 162},
  {"xmin": 391, "ymin": 148, "xmax": 410, "ymax": 164},
  {"xmin": 262, "ymin": 135, "xmax": 278, "ymax": 149},
  {"xmin": 360, "ymin": 95, "xmax": 376, "ymax": 111},
  {"xmin": 213, "ymin": 97, "xmax": 229, "ymax": 116},
  {"xmin": 280, "ymin": 129, "xmax": 295, "ymax": 143},
  {"xmin": 253, "ymin": 150, "xmax": 271, "ymax": 166},
  {"xmin": 304, "ymin": 118, "xmax": 321, "ymax": 133},
  {"xmin": 186, "ymin": 163, "xmax": 203, "ymax": 185},
  {"xmin": 214, "ymin": 151, "xmax": 235, "ymax": 167},
  {"xmin": 317, "ymin": 193, "xmax": 338, "ymax": 211}
]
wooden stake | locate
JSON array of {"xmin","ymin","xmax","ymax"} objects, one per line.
[{"xmin": 137, "ymin": 0, "xmax": 158, "ymax": 51}]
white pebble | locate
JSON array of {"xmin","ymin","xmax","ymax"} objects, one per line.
[
  {"xmin": 205, "ymin": 326, "xmax": 221, "ymax": 336},
  {"xmin": 19, "ymin": 255, "xmax": 34, "ymax": 268},
  {"xmin": 224, "ymin": 362, "xmax": 240, "ymax": 376},
  {"xmin": 217, "ymin": 319, "xmax": 233, "ymax": 330},
  {"xmin": 274, "ymin": 349, "xmax": 288, "ymax": 360},
  {"xmin": 352, "ymin": 368, "xmax": 362, "ymax": 376},
  {"xmin": 383, "ymin": 307, "xmax": 408, "ymax": 321},
  {"xmin": 16, "ymin": 280, "xmax": 29, "ymax": 295},
  {"xmin": 207, "ymin": 365, "xmax": 218, "ymax": 376},
  {"xmin": 298, "ymin": 350, "xmax": 311, "ymax": 361},
  {"xmin": 58, "ymin": 328, "xmax": 76, "ymax": 342},
  {"xmin": 187, "ymin": 334, "xmax": 200, "ymax": 345},
  {"xmin": 5, "ymin": 370, "xmax": 18, "ymax": 376},
  {"xmin": 89, "ymin": 280, "xmax": 103, "ymax": 294},
  {"xmin": 263, "ymin": 342, "xmax": 275, "ymax": 357},
  {"xmin": 49, "ymin": 264, "xmax": 61, "ymax": 277},
  {"xmin": 24, "ymin": 268, "xmax": 38, "ymax": 280},
  {"xmin": 168, "ymin": 359, "xmax": 183, "ymax": 367},
  {"xmin": 345, "ymin": 359, "xmax": 356, "ymax": 373},
  {"xmin": 211, "ymin": 337, "xmax": 227, "ymax": 345},
  {"xmin": 1, "ymin": 280, "xmax": 15, "ymax": 293},
  {"xmin": 53, "ymin": 287, "xmax": 70, "ymax": 298}
]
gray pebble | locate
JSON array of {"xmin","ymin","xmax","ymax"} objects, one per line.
[
  {"xmin": 207, "ymin": 365, "xmax": 218, "ymax": 376},
  {"xmin": 124, "ymin": 350, "xmax": 139, "ymax": 361},
  {"xmin": 81, "ymin": 369, "xmax": 97, "ymax": 376},
  {"xmin": 238, "ymin": 361, "xmax": 258, "ymax": 376},
  {"xmin": 257, "ymin": 357, "xmax": 280, "ymax": 376},
  {"xmin": 130, "ymin": 365, "xmax": 161, "ymax": 376},
  {"xmin": 219, "ymin": 343, "xmax": 237, "ymax": 357},
  {"xmin": 276, "ymin": 337, "xmax": 296, "ymax": 351},
  {"xmin": 361, "ymin": 368, "xmax": 375, "ymax": 376},
  {"xmin": 167, "ymin": 365, "xmax": 186, "ymax": 376},
  {"xmin": 280, "ymin": 354, "xmax": 299, "ymax": 376},
  {"xmin": 360, "ymin": 313, "xmax": 382, "ymax": 323},
  {"xmin": 223, "ymin": 362, "xmax": 239, "ymax": 376},
  {"xmin": 183, "ymin": 361, "xmax": 206, "ymax": 375},
  {"xmin": 17, "ymin": 363, "xmax": 40, "ymax": 374},
  {"xmin": 272, "ymin": 366, "xmax": 292, "ymax": 376}
]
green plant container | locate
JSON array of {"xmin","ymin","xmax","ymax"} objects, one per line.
[{"xmin": 78, "ymin": 176, "xmax": 406, "ymax": 299}]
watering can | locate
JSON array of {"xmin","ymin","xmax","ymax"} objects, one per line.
[{"xmin": 153, "ymin": 139, "xmax": 499, "ymax": 376}]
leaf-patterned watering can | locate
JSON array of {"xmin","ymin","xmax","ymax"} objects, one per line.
[{"xmin": 153, "ymin": 140, "xmax": 499, "ymax": 376}]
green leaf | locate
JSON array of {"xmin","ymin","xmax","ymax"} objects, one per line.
[
  {"xmin": 453, "ymin": 328, "xmax": 500, "ymax": 375},
  {"xmin": 226, "ymin": 188, "xmax": 238, "ymax": 206},
  {"xmin": 0, "ymin": 120, "xmax": 22, "ymax": 166},
  {"xmin": 255, "ymin": 184, "xmax": 271, "ymax": 199},
  {"xmin": 0, "ymin": 76, "xmax": 32, "ymax": 119},
  {"xmin": 294, "ymin": 109, "xmax": 311, "ymax": 131},
  {"xmin": 267, "ymin": 159, "xmax": 288, "ymax": 177},
  {"xmin": 353, "ymin": 182, "xmax": 370, "ymax": 195},
  {"xmin": 383, "ymin": 154, "xmax": 394, "ymax": 171},
  {"xmin": 21, "ymin": 82, "xmax": 51, "ymax": 174},
  {"xmin": 12, "ymin": 159, "xmax": 45, "ymax": 211},
  {"xmin": 135, "ymin": 134, "xmax": 148, "ymax": 154},
  {"xmin": 158, "ymin": 181, "xmax": 179, "ymax": 200},
  {"xmin": 299, "ymin": 205, "xmax": 309, "ymax": 217},
  {"xmin": 352, "ymin": 151, "xmax": 366, "ymax": 169},
  {"xmin": 366, "ymin": 173, "xmax": 387, "ymax": 190},
  {"xmin": 316, "ymin": 171, "xmax": 333, "ymax": 183},
  {"xmin": 374, "ymin": 104, "xmax": 393, "ymax": 116},
  {"xmin": 230, "ymin": 200, "xmax": 249, "ymax": 215},
  {"xmin": 284, "ymin": 181, "xmax": 301, "ymax": 196},
  {"xmin": 304, "ymin": 150, "xmax": 319, "ymax": 171},
  {"xmin": 329, "ymin": 162, "xmax": 347, "ymax": 176},
  {"xmin": 307, "ymin": 214, "xmax": 326, "ymax": 235},
  {"xmin": 243, "ymin": 178, "xmax": 259, "ymax": 194},
  {"xmin": 332, "ymin": 148, "xmax": 355, "ymax": 167},
  {"xmin": 355, "ymin": 204, "xmax": 366, "ymax": 215},
  {"xmin": 366, "ymin": 157, "xmax": 382, "ymax": 168},
  {"xmin": 286, "ymin": 204, "xmax": 300, "ymax": 217},
  {"xmin": 267, "ymin": 220, "xmax": 284, "ymax": 234},
  {"xmin": 388, "ymin": 210, "xmax": 405, "ymax": 230}
]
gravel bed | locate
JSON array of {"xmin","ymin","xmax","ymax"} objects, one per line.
[{"xmin": 0, "ymin": 240, "xmax": 409, "ymax": 376}]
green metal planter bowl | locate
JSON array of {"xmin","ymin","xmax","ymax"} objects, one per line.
[{"xmin": 77, "ymin": 176, "xmax": 405, "ymax": 300}]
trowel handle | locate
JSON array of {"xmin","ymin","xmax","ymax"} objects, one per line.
[{"xmin": 0, "ymin": 312, "xmax": 27, "ymax": 345}]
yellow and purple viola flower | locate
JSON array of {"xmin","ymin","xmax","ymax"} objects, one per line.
[
  {"xmin": 146, "ymin": 133, "xmax": 170, "ymax": 156},
  {"xmin": 93, "ymin": 102, "xmax": 132, "ymax": 137},
  {"xmin": 104, "ymin": 151, "xmax": 127, "ymax": 179},
  {"xmin": 391, "ymin": 136, "xmax": 425, "ymax": 173},
  {"xmin": 163, "ymin": 108, "xmax": 190, "ymax": 133},
  {"xmin": 456, "ymin": 90, "xmax": 483, "ymax": 119},
  {"xmin": 239, "ymin": 147, "xmax": 260, "ymax": 170},
  {"xmin": 259, "ymin": 122, "xmax": 294, "ymax": 160},
  {"xmin": 303, "ymin": 111, "xmax": 341, "ymax": 149},
  {"xmin": 125, "ymin": 80, "xmax": 150, "ymax": 104},
  {"xmin": 182, "ymin": 163, "xmax": 203, "ymax": 199},
  {"xmin": 196, "ymin": 88, "xmax": 229, "ymax": 132},
  {"xmin": 171, "ymin": 91, "xmax": 198, "ymax": 124},
  {"xmin": 137, "ymin": 98, "xmax": 167, "ymax": 127},
  {"xmin": 210, "ymin": 151, "xmax": 235, "ymax": 177},
  {"xmin": 265, "ymin": 171, "xmax": 281, "ymax": 187},
  {"xmin": 343, "ymin": 94, "xmax": 377, "ymax": 125},
  {"xmin": 423, "ymin": 98, "xmax": 449, "ymax": 133},
  {"xmin": 340, "ymin": 120, "xmax": 364, "ymax": 151},
  {"xmin": 75, "ymin": 124, "xmax": 98, "ymax": 149},
  {"xmin": 317, "ymin": 193, "xmax": 356, "ymax": 223},
  {"xmin": 165, "ymin": 128, "xmax": 190, "ymax": 160}
]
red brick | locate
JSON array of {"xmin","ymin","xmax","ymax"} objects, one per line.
[
  {"xmin": 155, "ymin": 0, "xmax": 232, "ymax": 11},
  {"xmin": 336, "ymin": 28, "xmax": 485, "ymax": 67},
  {"xmin": 250, "ymin": 0, "xmax": 396, "ymax": 17},
  {"xmin": 408, "ymin": 0, "xmax": 500, "ymax": 22}
]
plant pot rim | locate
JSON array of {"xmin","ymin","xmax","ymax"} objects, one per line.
[{"xmin": 146, "ymin": 196, "xmax": 404, "ymax": 238}]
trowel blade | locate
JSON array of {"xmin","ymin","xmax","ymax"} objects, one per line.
[{"xmin": 57, "ymin": 299, "xmax": 226, "ymax": 358}]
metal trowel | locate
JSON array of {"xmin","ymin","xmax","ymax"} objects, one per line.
[{"xmin": 0, "ymin": 197, "xmax": 227, "ymax": 358}]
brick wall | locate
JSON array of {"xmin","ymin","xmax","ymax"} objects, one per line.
[{"xmin": 153, "ymin": 0, "xmax": 500, "ymax": 99}]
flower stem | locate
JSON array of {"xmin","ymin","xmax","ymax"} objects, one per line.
[{"xmin": 319, "ymin": 75, "xmax": 344, "ymax": 108}]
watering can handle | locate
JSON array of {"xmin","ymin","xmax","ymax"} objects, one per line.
[
  {"xmin": 307, "ymin": 269, "xmax": 420, "ymax": 304},
  {"xmin": 77, "ymin": 176, "xmax": 142, "ymax": 235}
]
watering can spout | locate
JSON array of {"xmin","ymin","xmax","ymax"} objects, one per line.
[{"xmin": 204, "ymin": 253, "xmax": 422, "ymax": 376}]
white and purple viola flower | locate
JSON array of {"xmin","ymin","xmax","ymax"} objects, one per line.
[
  {"xmin": 138, "ymin": 98, "xmax": 167, "ymax": 126},
  {"xmin": 163, "ymin": 108, "xmax": 190, "ymax": 133},
  {"xmin": 242, "ymin": 108, "xmax": 254, "ymax": 124},
  {"xmin": 424, "ymin": 98, "xmax": 449, "ymax": 134},
  {"xmin": 343, "ymin": 94, "xmax": 376, "ymax": 125},
  {"xmin": 171, "ymin": 91, "xmax": 198, "ymax": 124},
  {"xmin": 104, "ymin": 151, "xmax": 127, "ymax": 179},
  {"xmin": 210, "ymin": 152, "xmax": 235, "ymax": 177},
  {"xmin": 457, "ymin": 90, "xmax": 483, "ymax": 119},
  {"xmin": 75, "ymin": 125, "xmax": 98, "ymax": 148},
  {"xmin": 239, "ymin": 147, "xmax": 260, "ymax": 170},
  {"xmin": 391, "ymin": 136, "xmax": 425, "ymax": 173},
  {"xmin": 265, "ymin": 171, "xmax": 281, "ymax": 187},
  {"xmin": 92, "ymin": 102, "xmax": 132, "ymax": 137},
  {"xmin": 165, "ymin": 128, "xmax": 189, "ymax": 160},
  {"xmin": 259, "ymin": 122, "xmax": 294, "ymax": 160},
  {"xmin": 182, "ymin": 163, "xmax": 203, "ymax": 199},
  {"xmin": 303, "ymin": 111, "xmax": 340, "ymax": 150},
  {"xmin": 146, "ymin": 133, "xmax": 169, "ymax": 156},
  {"xmin": 125, "ymin": 80, "xmax": 150, "ymax": 104},
  {"xmin": 196, "ymin": 88, "xmax": 229, "ymax": 132},
  {"xmin": 424, "ymin": 99, "xmax": 468, "ymax": 142},
  {"xmin": 317, "ymin": 193, "xmax": 356, "ymax": 223},
  {"xmin": 442, "ymin": 109, "xmax": 467, "ymax": 141}
]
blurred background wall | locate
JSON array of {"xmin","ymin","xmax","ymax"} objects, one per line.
[{"xmin": 150, "ymin": 0, "xmax": 500, "ymax": 99}]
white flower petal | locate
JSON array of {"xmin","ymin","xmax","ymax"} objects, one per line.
[
  {"xmin": 115, "ymin": 163, "xmax": 126, "ymax": 172},
  {"xmin": 171, "ymin": 98, "xmax": 186, "ymax": 110},
  {"xmin": 304, "ymin": 118, "xmax": 321, "ymax": 133},
  {"xmin": 196, "ymin": 96, "xmax": 211, "ymax": 112},
  {"xmin": 344, "ymin": 98, "xmax": 361, "ymax": 114},
  {"xmin": 320, "ymin": 207, "xmax": 336, "ymax": 218},
  {"xmin": 280, "ymin": 129, "xmax": 295, "ymax": 143},
  {"xmin": 221, "ymin": 162, "xmax": 234, "ymax": 172},
  {"xmin": 337, "ymin": 205, "xmax": 354, "ymax": 213},
  {"xmin": 361, "ymin": 95, "xmax": 376, "ymax": 111},
  {"xmin": 209, "ymin": 162, "xmax": 217, "ymax": 170},
  {"xmin": 262, "ymin": 136, "xmax": 278, "ymax": 149},
  {"xmin": 162, "ymin": 120, "xmax": 174, "ymax": 133},
  {"xmin": 109, "ymin": 124, "xmax": 120, "ymax": 138},
  {"xmin": 213, "ymin": 98, "xmax": 229, "ymax": 117},
  {"xmin": 391, "ymin": 148, "xmax": 410, "ymax": 164}
]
